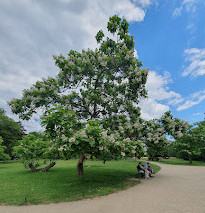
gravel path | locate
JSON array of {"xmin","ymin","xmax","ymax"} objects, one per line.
[{"xmin": 1, "ymin": 163, "xmax": 205, "ymax": 213}]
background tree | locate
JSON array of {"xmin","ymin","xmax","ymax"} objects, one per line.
[
  {"xmin": 174, "ymin": 120, "xmax": 205, "ymax": 164},
  {"xmin": 0, "ymin": 136, "xmax": 10, "ymax": 161},
  {"xmin": 0, "ymin": 109, "xmax": 24, "ymax": 158},
  {"xmin": 138, "ymin": 111, "xmax": 189, "ymax": 161}
]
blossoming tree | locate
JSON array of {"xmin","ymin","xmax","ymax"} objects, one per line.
[
  {"xmin": 142, "ymin": 111, "xmax": 189, "ymax": 160},
  {"xmin": 9, "ymin": 15, "xmax": 148, "ymax": 175}
]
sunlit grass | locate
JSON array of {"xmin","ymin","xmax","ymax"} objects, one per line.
[{"xmin": 0, "ymin": 159, "xmax": 160, "ymax": 205}]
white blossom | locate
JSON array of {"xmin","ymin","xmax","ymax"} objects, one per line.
[
  {"xmin": 134, "ymin": 122, "xmax": 140, "ymax": 128},
  {"xmin": 177, "ymin": 131, "xmax": 183, "ymax": 138},
  {"xmin": 115, "ymin": 141, "xmax": 120, "ymax": 146},
  {"xmin": 61, "ymin": 134, "xmax": 67, "ymax": 142},
  {"xmin": 98, "ymin": 56, "xmax": 102, "ymax": 62},
  {"xmin": 69, "ymin": 137, "xmax": 75, "ymax": 143},
  {"xmin": 79, "ymin": 130, "xmax": 87, "ymax": 138},
  {"xmin": 99, "ymin": 146, "xmax": 104, "ymax": 151},
  {"xmin": 108, "ymin": 134, "xmax": 115, "ymax": 143},
  {"xmin": 69, "ymin": 61, "xmax": 75, "ymax": 66},
  {"xmin": 121, "ymin": 151, "xmax": 125, "ymax": 157},
  {"xmin": 131, "ymin": 150, "xmax": 136, "ymax": 154},
  {"xmin": 101, "ymin": 131, "xmax": 108, "ymax": 140},
  {"xmin": 58, "ymin": 146, "xmax": 64, "ymax": 151},
  {"xmin": 137, "ymin": 76, "xmax": 142, "ymax": 82},
  {"xmin": 125, "ymin": 122, "xmax": 132, "ymax": 129},
  {"xmin": 144, "ymin": 68, "xmax": 149, "ymax": 75},
  {"xmin": 59, "ymin": 58, "xmax": 64, "ymax": 63},
  {"xmin": 124, "ymin": 137, "xmax": 131, "ymax": 142},
  {"xmin": 122, "ymin": 43, "xmax": 127, "ymax": 49},
  {"xmin": 119, "ymin": 126, "xmax": 123, "ymax": 131}
]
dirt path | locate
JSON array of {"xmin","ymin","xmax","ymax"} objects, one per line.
[{"xmin": 1, "ymin": 163, "xmax": 205, "ymax": 213}]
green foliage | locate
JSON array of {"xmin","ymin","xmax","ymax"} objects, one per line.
[
  {"xmin": 13, "ymin": 134, "xmax": 58, "ymax": 169},
  {"xmin": 174, "ymin": 120, "xmax": 205, "ymax": 163},
  {"xmin": 0, "ymin": 136, "xmax": 10, "ymax": 161},
  {"xmin": 0, "ymin": 109, "xmax": 24, "ymax": 158},
  {"xmin": 41, "ymin": 106, "xmax": 144, "ymax": 161}
]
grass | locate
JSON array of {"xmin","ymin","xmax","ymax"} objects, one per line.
[
  {"xmin": 157, "ymin": 158, "xmax": 205, "ymax": 166},
  {"xmin": 0, "ymin": 159, "xmax": 160, "ymax": 205}
]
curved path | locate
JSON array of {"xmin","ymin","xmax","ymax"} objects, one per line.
[{"xmin": 1, "ymin": 163, "xmax": 205, "ymax": 213}]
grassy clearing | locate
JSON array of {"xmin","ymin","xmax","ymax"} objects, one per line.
[
  {"xmin": 0, "ymin": 159, "xmax": 160, "ymax": 205},
  {"xmin": 157, "ymin": 158, "xmax": 205, "ymax": 166}
]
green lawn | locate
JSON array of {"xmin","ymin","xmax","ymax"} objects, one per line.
[
  {"xmin": 0, "ymin": 159, "xmax": 160, "ymax": 205},
  {"xmin": 157, "ymin": 158, "xmax": 205, "ymax": 166}
]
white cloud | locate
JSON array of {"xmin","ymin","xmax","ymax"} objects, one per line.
[
  {"xmin": 182, "ymin": 48, "xmax": 205, "ymax": 77},
  {"xmin": 0, "ymin": 0, "xmax": 151, "ymax": 132},
  {"xmin": 139, "ymin": 71, "xmax": 183, "ymax": 120},
  {"xmin": 140, "ymin": 98, "xmax": 170, "ymax": 120},
  {"xmin": 134, "ymin": 49, "xmax": 139, "ymax": 58},
  {"xmin": 177, "ymin": 89, "xmax": 205, "ymax": 111},
  {"xmin": 145, "ymin": 71, "xmax": 183, "ymax": 103},
  {"xmin": 193, "ymin": 112, "xmax": 203, "ymax": 116},
  {"xmin": 172, "ymin": 0, "xmax": 198, "ymax": 17}
]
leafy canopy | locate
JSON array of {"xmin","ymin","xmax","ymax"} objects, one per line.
[
  {"xmin": 0, "ymin": 109, "xmax": 24, "ymax": 157},
  {"xmin": 9, "ymin": 15, "xmax": 148, "ymax": 124}
]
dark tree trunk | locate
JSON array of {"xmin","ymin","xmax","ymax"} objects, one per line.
[
  {"xmin": 29, "ymin": 163, "xmax": 37, "ymax": 172},
  {"xmin": 189, "ymin": 155, "xmax": 192, "ymax": 164},
  {"xmin": 77, "ymin": 154, "xmax": 85, "ymax": 176},
  {"xmin": 41, "ymin": 162, "xmax": 56, "ymax": 172}
]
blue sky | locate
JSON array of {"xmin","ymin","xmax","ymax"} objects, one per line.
[
  {"xmin": 130, "ymin": 0, "xmax": 205, "ymax": 123},
  {"xmin": 0, "ymin": 0, "xmax": 204, "ymax": 132}
]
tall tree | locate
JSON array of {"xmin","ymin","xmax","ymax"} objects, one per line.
[{"xmin": 9, "ymin": 16, "xmax": 148, "ymax": 175}]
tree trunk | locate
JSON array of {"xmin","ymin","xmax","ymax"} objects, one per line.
[
  {"xmin": 189, "ymin": 155, "xmax": 192, "ymax": 164},
  {"xmin": 41, "ymin": 162, "xmax": 56, "ymax": 172},
  {"xmin": 77, "ymin": 154, "xmax": 85, "ymax": 176},
  {"xmin": 29, "ymin": 163, "xmax": 37, "ymax": 172}
]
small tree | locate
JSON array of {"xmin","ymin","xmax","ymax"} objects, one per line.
[{"xmin": 13, "ymin": 134, "xmax": 58, "ymax": 172}]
